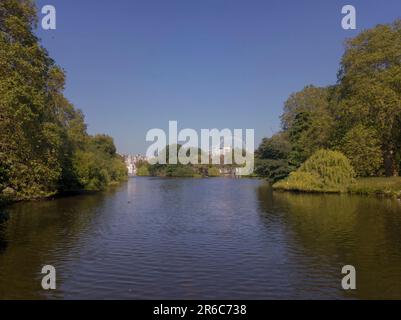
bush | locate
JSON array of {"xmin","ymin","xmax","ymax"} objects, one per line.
[
  {"xmin": 255, "ymin": 132, "xmax": 294, "ymax": 182},
  {"xmin": 72, "ymin": 151, "xmax": 109, "ymax": 191},
  {"xmin": 137, "ymin": 165, "xmax": 150, "ymax": 176},
  {"xmin": 274, "ymin": 172, "xmax": 324, "ymax": 192},
  {"xmin": 207, "ymin": 167, "xmax": 221, "ymax": 177},
  {"xmin": 109, "ymin": 156, "xmax": 129, "ymax": 183},
  {"xmin": 301, "ymin": 150, "xmax": 355, "ymax": 189},
  {"xmin": 255, "ymin": 159, "xmax": 293, "ymax": 183},
  {"xmin": 166, "ymin": 165, "xmax": 195, "ymax": 177},
  {"xmin": 72, "ymin": 148, "xmax": 127, "ymax": 191},
  {"xmin": 273, "ymin": 149, "xmax": 355, "ymax": 192}
]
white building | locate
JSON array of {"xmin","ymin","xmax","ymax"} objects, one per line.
[{"xmin": 124, "ymin": 154, "xmax": 147, "ymax": 176}]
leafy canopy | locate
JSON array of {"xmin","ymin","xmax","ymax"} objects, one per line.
[{"xmin": 274, "ymin": 150, "xmax": 355, "ymax": 192}]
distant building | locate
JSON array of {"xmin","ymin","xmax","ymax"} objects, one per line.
[
  {"xmin": 124, "ymin": 154, "xmax": 147, "ymax": 176},
  {"xmin": 211, "ymin": 145, "xmax": 232, "ymax": 158}
]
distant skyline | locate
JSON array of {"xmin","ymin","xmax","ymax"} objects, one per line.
[{"xmin": 35, "ymin": 0, "xmax": 401, "ymax": 154}]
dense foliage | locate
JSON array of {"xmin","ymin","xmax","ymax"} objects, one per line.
[
  {"xmin": 144, "ymin": 145, "xmax": 235, "ymax": 178},
  {"xmin": 0, "ymin": 0, "xmax": 126, "ymax": 201},
  {"xmin": 254, "ymin": 133, "xmax": 294, "ymax": 183},
  {"xmin": 256, "ymin": 19, "xmax": 401, "ymax": 185},
  {"xmin": 274, "ymin": 150, "xmax": 355, "ymax": 193},
  {"xmin": 136, "ymin": 162, "xmax": 150, "ymax": 177},
  {"xmin": 338, "ymin": 125, "xmax": 382, "ymax": 177},
  {"xmin": 337, "ymin": 20, "xmax": 401, "ymax": 176},
  {"xmin": 207, "ymin": 167, "xmax": 221, "ymax": 177}
]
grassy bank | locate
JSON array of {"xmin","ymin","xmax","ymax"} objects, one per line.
[
  {"xmin": 348, "ymin": 177, "xmax": 401, "ymax": 198},
  {"xmin": 274, "ymin": 177, "xmax": 401, "ymax": 198}
]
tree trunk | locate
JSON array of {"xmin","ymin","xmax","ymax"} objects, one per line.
[{"xmin": 384, "ymin": 150, "xmax": 398, "ymax": 177}]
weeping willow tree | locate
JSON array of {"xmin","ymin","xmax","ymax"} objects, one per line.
[{"xmin": 274, "ymin": 150, "xmax": 355, "ymax": 193}]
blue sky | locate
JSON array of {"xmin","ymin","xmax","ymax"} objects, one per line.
[{"xmin": 35, "ymin": 0, "xmax": 401, "ymax": 154}]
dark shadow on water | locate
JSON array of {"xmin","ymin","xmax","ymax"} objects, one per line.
[
  {"xmin": 0, "ymin": 209, "xmax": 10, "ymax": 254},
  {"xmin": 0, "ymin": 184, "xmax": 124, "ymax": 299}
]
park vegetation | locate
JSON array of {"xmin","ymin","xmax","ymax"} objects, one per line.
[
  {"xmin": 136, "ymin": 145, "xmax": 224, "ymax": 178},
  {"xmin": 136, "ymin": 144, "xmax": 250, "ymax": 178},
  {"xmin": 0, "ymin": 0, "xmax": 127, "ymax": 203},
  {"xmin": 255, "ymin": 19, "xmax": 401, "ymax": 196},
  {"xmin": 273, "ymin": 150, "xmax": 355, "ymax": 193}
]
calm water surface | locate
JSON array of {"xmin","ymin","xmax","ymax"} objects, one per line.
[{"xmin": 1, "ymin": 177, "xmax": 401, "ymax": 299}]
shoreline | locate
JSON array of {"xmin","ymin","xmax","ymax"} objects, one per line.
[
  {"xmin": 273, "ymin": 177, "xmax": 401, "ymax": 199},
  {"xmin": 273, "ymin": 188, "xmax": 401, "ymax": 199},
  {"xmin": 0, "ymin": 181, "xmax": 127, "ymax": 209},
  {"xmin": 3, "ymin": 177, "xmax": 401, "ymax": 210}
]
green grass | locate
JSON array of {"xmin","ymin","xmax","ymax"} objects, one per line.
[
  {"xmin": 348, "ymin": 177, "xmax": 401, "ymax": 198},
  {"xmin": 274, "ymin": 176, "xmax": 401, "ymax": 198}
]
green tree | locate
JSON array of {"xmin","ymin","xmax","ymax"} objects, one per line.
[
  {"xmin": 255, "ymin": 132, "xmax": 293, "ymax": 182},
  {"xmin": 91, "ymin": 135, "xmax": 117, "ymax": 157},
  {"xmin": 338, "ymin": 125, "xmax": 382, "ymax": 177},
  {"xmin": 0, "ymin": 0, "xmax": 64, "ymax": 198},
  {"xmin": 255, "ymin": 159, "xmax": 292, "ymax": 183},
  {"xmin": 337, "ymin": 20, "xmax": 401, "ymax": 176},
  {"xmin": 274, "ymin": 150, "xmax": 355, "ymax": 193},
  {"xmin": 148, "ymin": 145, "xmax": 208, "ymax": 177},
  {"xmin": 0, "ymin": 1, "xmax": 127, "ymax": 200},
  {"xmin": 137, "ymin": 165, "xmax": 150, "ymax": 177},
  {"xmin": 282, "ymin": 86, "xmax": 334, "ymax": 166},
  {"xmin": 207, "ymin": 167, "xmax": 221, "ymax": 177},
  {"xmin": 255, "ymin": 132, "xmax": 292, "ymax": 160}
]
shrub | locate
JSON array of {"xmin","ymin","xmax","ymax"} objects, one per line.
[
  {"xmin": 255, "ymin": 159, "xmax": 293, "ymax": 183},
  {"xmin": 274, "ymin": 172, "xmax": 324, "ymax": 192},
  {"xmin": 273, "ymin": 149, "xmax": 355, "ymax": 192},
  {"xmin": 255, "ymin": 132, "xmax": 294, "ymax": 182},
  {"xmin": 166, "ymin": 165, "xmax": 195, "ymax": 177},
  {"xmin": 72, "ymin": 148, "xmax": 127, "ymax": 191},
  {"xmin": 72, "ymin": 151, "xmax": 109, "ymax": 190},
  {"xmin": 207, "ymin": 167, "xmax": 221, "ymax": 177},
  {"xmin": 137, "ymin": 165, "xmax": 150, "ymax": 176}
]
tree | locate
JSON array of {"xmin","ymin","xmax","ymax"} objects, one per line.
[
  {"xmin": 274, "ymin": 150, "xmax": 355, "ymax": 193},
  {"xmin": 0, "ymin": 1, "xmax": 127, "ymax": 200},
  {"xmin": 257, "ymin": 85, "xmax": 334, "ymax": 182},
  {"xmin": 137, "ymin": 165, "xmax": 150, "ymax": 177},
  {"xmin": 282, "ymin": 86, "xmax": 335, "ymax": 166},
  {"xmin": 255, "ymin": 132, "xmax": 292, "ymax": 160},
  {"xmin": 338, "ymin": 125, "xmax": 382, "ymax": 177},
  {"xmin": 255, "ymin": 133, "xmax": 294, "ymax": 182},
  {"xmin": 207, "ymin": 167, "xmax": 220, "ymax": 177},
  {"xmin": 0, "ymin": 0, "xmax": 63, "ymax": 198},
  {"xmin": 337, "ymin": 20, "xmax": 401, "ymax": 176},
  {"xmin": 282, "ymin": 86, "xmax": 331, "ymax": 129},
  {"xmin": 90, "ymin": 135, "xmax": 117, "ymax": 157},
  {"xmin": 287, "ymin": 112, "xmax": 311, "ymax": 166},
  {"xmin": 255, "ymin": 159, "xmax": 292, "ymax": 183}
]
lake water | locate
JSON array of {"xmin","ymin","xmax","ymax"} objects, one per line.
[{"xmin": 1, "ymin": 177, "xmax": 401, "ymax": 299}]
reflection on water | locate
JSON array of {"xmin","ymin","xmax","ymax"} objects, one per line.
[
  {"xmin": 257, "ymin": 185, "xmax": 401, "ymax": 299},
  {"xmin": 1, "ymin": 178, "xmax": 401, "ymax": 299},
  {"xmin": 0, "ymin": 210, "xmax": 9, "ymax": 255}
]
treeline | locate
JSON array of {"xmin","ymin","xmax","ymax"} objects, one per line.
[
  {"xmin": 145, "ymin": 162, "xmax": 223, "ymax": 178},
  {"xmin": 255, "ymin": 20, "xmax": 401, "ymax": 184},
  {"xmin": 137, "ymin": 145, "xmax": 238, "ymax": 178},
  {"xmin": 0, "ymin": 0, "xmax": 127, "ymax": 202}
]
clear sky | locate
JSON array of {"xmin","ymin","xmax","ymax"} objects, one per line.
[{"xmin": 35, "ymin": 0, "xmax": 401, "ymax": 154}]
